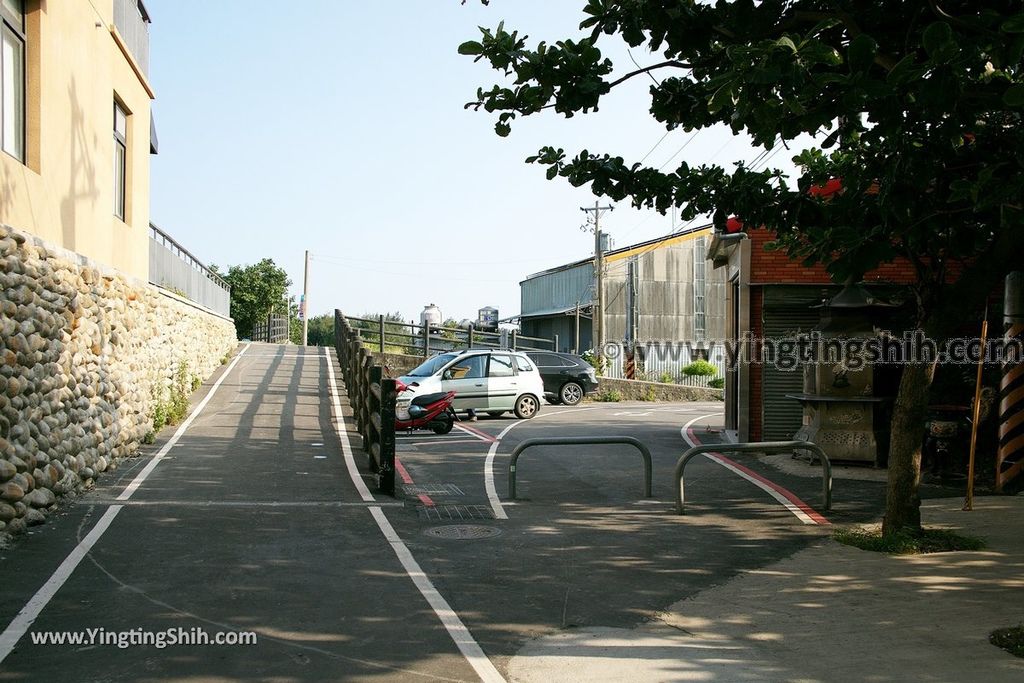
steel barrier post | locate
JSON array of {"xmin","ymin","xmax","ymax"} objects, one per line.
[
  {"xmin": 673, "ymin": 441, "xmax": 832, "ymax": 515},
  {"xmin": 508, "ymin": 436, "xmax": 653, "ymax": 501}
]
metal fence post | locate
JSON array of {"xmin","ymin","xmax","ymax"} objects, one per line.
[
  {"xmin": 423, "ymin": 323, "xmax": 430, "ymax": 357},
  {"xmin": 378, "ymin": 314, "xmax": 385, "ymax": 354},
  {"xmin": 511, "ymin": 330, "xmax": 517, "ymax": 350},
  {"xmin": 468, "ymin": 324, "xmax": 475, "ymax": 349}
]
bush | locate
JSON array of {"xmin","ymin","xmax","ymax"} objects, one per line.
[
  {"xmin": 658, "ymin": 371, "xmax": 675, "ymax": 384},
  {"xmin": 709, "ymin": 377, "xmax": 725, "ymax": 389},
  {"xmin": 580, "ymin": 349, "xmax": 606, "ymax": 375},
  {"xmin": 638, "ymin": 386, "xmax": 658, "ymax": 402},
  {"xmin": 682, "ymin": 359, "xmax": 718, "ymax": 377},
  {"xmin": 990, "ymin": 625, "xmax": 1024, "ymax": 658},
  {"xmin": 593, "ymin": 389, "xmax": 622, "ymax": 402}
]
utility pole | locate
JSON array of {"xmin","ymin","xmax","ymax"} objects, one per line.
[
  {"xmin": 581, "ymin": 201, "xmax": 613, "ymax": 360},
  {"xmin": 301, "ymin": 250, "xmax": 310, "ymax": 347}
]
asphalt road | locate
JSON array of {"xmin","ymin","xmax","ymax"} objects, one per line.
[{"xmin": 0, "ymin": 344, "xmax": 939, "ymax": 682}]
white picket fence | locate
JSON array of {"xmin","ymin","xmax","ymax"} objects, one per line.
[{"xmin": 604, "ymin": 342, "xmax": 726, "ymax": 387}]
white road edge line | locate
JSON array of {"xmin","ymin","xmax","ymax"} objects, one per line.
[
  {"xmin": 0, "ymin": 342, "xmax": 253, "ymax": 664},
  {"xmin": 680, "ymin": 413, "xmax": 816, "ymax": 525},
  {"xmin": 484, "ymin": 406, "xmax": 600, "ymax": 521},
  {"xmin": 324, "ymin": 347, "xmax": 374, "ymax": 503},
  {"xmin": 323, "ymin": 348, "xmax": 505, "ymax": 683},
  {"xmin": 117, "ymin": 344, "xmax": 252, "ymax": 501}
]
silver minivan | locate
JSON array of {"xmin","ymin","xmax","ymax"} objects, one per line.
[{"xmin": 397, "ymin": 349, "xmax": 545, "ymax": 419}]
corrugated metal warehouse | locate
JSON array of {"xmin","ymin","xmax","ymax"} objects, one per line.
[{"xmin": 519, "ymin": 225, "xmax": 727, "ymax": 354}]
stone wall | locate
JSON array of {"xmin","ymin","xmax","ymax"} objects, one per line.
[
  {"xmin": 0, "ymin": 224, "xmax": 237, "ymax": 540},
  {"xmin": 592, "ymin": 377, "xmax": 724, "ymax": 403}
]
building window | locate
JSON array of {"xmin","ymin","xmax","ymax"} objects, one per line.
[
  {"xmin": 0, "ymin": 0, "xmax": 24, "ymax": 161},
  {"xmin": 114, "ymin": 102, "xmax": 128, "ymax": 220},
  {"xmin": 693, "ymin": 236, "xmax": 707, "ymax": 341}
]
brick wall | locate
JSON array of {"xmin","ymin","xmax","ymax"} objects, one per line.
[{"xmin": 746, "ymin": 228, "xmax": 918, "ymax": 285}]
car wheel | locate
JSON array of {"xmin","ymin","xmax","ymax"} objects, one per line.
[
  {"xmin": 514, "ymin": 394, "xmax": 539, "ymax": 419},
  {"xmin": 559, "ymin": 382, "xmax": 584, "ymax": 406},
  {"xmin": 486, "ymin": 411, "xmax": 505, "ymax": 418}
]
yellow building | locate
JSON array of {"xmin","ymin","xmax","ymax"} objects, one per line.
[{"xmin": 0, "ymin": 0, "xmax": 154, "ymax": 279}]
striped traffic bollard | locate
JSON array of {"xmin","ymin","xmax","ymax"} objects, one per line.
[
  {"xmin": 625, "ymin": 349, "xmax": 636, "ymax": 379},
  {"xmin": 997, "ymin": 272, "xmax": 1024, "ymax": 492}
]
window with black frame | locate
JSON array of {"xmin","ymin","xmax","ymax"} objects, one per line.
[
  {"xmin": 114, "ymin": 102, "xmax": 128, "ymax": 220},
  {"xmin": 1, "ymin": 0, "xmax": 25, "ymax": 161}
]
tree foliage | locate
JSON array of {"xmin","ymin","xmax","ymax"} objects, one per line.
[
  {"xmin": 215, "ymin": 259, "xmax": 291, "ymax": 338},
  {"xmin": 463, "ymin": 0, "xmax": 1024, "ymax": 533}
]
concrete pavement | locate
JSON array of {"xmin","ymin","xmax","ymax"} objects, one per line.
[{"xmin": 506, "ymin": 495, "xmax": 1024, "ymax": 682}]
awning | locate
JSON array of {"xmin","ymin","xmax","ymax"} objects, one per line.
[{"xmin": 518, "ymin": 304, "xmax": 593, "ymax": 319}]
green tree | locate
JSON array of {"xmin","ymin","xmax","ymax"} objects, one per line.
[
  {"xmin": 351, "ymin": 312, "xmax": 412, "ymax": 353},
  {"xmin": 463, "ymin": 1, "xmax": 1024, "ymax": 534},
  {"xmin": 216, "ymin": 259, "xmax": 291, "ymax": 339}
]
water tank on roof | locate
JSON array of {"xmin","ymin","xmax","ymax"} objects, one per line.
[
  {"xmin": 420, "ymin": 304, "xmax": 442, "ymax": 329},
  {"xmin": 478, "ymin": 306, "xmax": 499, "ymax": 329}
]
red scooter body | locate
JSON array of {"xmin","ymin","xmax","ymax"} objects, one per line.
[{"xmin": 394, "ymin": 379, "xmax": 456, "ymax": 434}]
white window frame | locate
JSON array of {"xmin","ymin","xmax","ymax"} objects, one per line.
[
  {"xmin": 114, "ymin": 101, "xmax": 128, "ymax": 220},
  {"xmin": 1, "ymin": 0, "xmax": 25, "ymax": 162},
  {"xmin": 693, "ymin": 236, "xmax": 707, "ymax": 341}
]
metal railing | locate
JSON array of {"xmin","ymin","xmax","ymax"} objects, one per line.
[
  {"xmin": 149, "ymin": 223, "xmax": 231, "ymax": 316},
  {"xmin": 251, "ymin": 313, "xmax": 289, "ymax": 344},
  {"xmin": 673, "ymin": 441, "xmax": 832, "ymax": 516},
  {"xmin": 342, "ymin": 314, "xmax": 557, "ymax": 358},
  {"xmin": 336, "ymin": 311, "xmax": 396, "ymax": 494},
  {"xmin": 508, "ymin": 436, "xmax": 653, "ymax": 500},
  {"xmin": 113, "ymin": 0, "xmax": 150, "ymax": 77}
]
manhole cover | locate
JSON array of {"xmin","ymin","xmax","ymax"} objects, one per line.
[{"xmin": 423, "ymin": 524, "xmax": 502, "ymax": 540}]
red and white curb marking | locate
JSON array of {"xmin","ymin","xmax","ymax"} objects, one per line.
[{"xmin": 681, "ymin": 414, "xmax": 829, "ymax": 526}]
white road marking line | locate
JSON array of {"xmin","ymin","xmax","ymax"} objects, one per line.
[
  {"xmin": 0, "ymin": 506, "xmax": 123, "ymax": 661},
  {"xmin": 324, "ymin": 348, "xmax": 374, "ymax": 503},
  {"xmin": 680, "ymin": 413, "xmax": 818, "ymax": 525},
  {"xmin": 370, "ymin": 507, "xmax": 505, "ymax": 683},
  {"xmin": 454, "ymin": 424, "xmax": 495, "ymax": 442},
  {"xmin": 0, "ymin": 343, "xmax": 253, "ymax": 664},
  {"xmin": 484, "ymin": 406, "xmax": 600, "ymax": 520},
  {"xmin": 117, "ymin": 344, "xmax": 252, "ymax": 501},
  {"xmin": 324, "ymin": 349, "xmax": 505, "ymax": 682},
  {"xmin": 406, "ymin": 439, "xmax": 483, "ymax": 447}
]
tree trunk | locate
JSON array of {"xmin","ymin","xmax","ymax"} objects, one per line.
[{"xmin": 883, "ymin": 361, "xmax": 935, "ymax": 535}]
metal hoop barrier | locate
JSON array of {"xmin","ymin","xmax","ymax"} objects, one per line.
[
  {"xmin": 674, "ymin": 441, "xmax": 832, "ymax": 515},
  {"xmin": 508, "ymin": 437, "xmax": 653, "ymax": 500}
]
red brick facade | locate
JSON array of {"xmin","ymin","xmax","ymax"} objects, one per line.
[{"xmin": 746, "ymin": 228, "xmax": 918, "ymax": 285}]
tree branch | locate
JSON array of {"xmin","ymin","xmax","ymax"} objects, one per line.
[{"xmin": 607, "ymin": 60, "xmax": 692, "ymax": 89}]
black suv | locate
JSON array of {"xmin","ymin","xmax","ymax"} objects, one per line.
[{"xmin": 524, "ymin": 352, "xmax": 599, "ymax": 406}]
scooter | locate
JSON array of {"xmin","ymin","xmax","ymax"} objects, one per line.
[{"xmin": 394, "ymin": 379, "xmax": 456, "ymax": 434}]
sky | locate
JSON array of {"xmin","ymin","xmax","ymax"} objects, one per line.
[{"xmin": 148, "ymin": 1, "xmax": 803, "ymax": 325}]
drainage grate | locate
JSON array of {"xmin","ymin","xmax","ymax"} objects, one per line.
[
  {"xmin": 416, "ymin": 504, "xmax": 494, "ymax": 521},
  {"xmin": 423, "ymin": 524, "xmax": 502, "ymax": 540},
  {"xmin": 403, "ymin": 483, "xmax": 465, "ymax": 496}
]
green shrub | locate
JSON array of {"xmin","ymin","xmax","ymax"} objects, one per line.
[
  {"xmin": 682, "ymin": 359, "xmax": 718, "ymax": 377},
  {"xmin": 191, "ymin": 375, "xmax": 201, "ymax": 392},
  {"xmin": 658, "ymin": 371, "xmax": 675, "ymax": 384},
  {"xmin": 581, "ymin": 349, "xmax": 606, "ymax": 375},
  {"xmin": 638, "ymin": 386, "xmax": 658, "ymax": 402},
  {"xmin": 709, "ymin": 377, "xmax": 725, "ymax": 389},
  {"xmin": 593, "ymin": 389, "xmax": 622, "ymax": 402},
  {"xmin": 990, "ymin": 625, "xmax": 1024, "ymax": 658},
  {"xmin": 151, "ymin": 398, "xmax": 168, "ymax": 433},
  {"xmin": 142, "ymin": 431, "xmax": 156, "ymax": 445}
]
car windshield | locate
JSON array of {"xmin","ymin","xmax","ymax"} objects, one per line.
[{"xmin": 406, "ymin": 353, "xmax": 459, "ymax": 377}]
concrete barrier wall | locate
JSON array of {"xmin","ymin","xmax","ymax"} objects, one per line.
[
  {"xmin": 0, "ymin": 224, "xmax": 237, "ymax": 541},
  {"xmin": 594, "ymin": 377, "xmax": 724, "ymax": 403}
]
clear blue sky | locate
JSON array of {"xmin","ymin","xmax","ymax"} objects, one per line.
[{"xmin": 148, "ymin": 1, "xmax": 797, "ymax": 325}]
